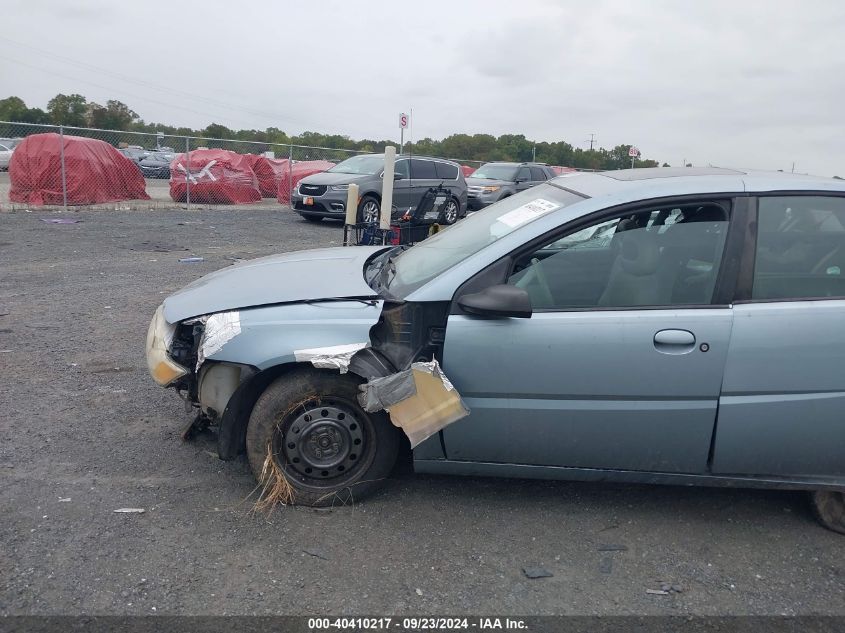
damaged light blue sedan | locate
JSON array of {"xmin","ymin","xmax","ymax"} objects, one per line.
[{"xmin": 147, "ymin": 167, "xmax": 845, "ymax": 533}]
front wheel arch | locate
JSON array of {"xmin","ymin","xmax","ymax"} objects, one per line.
[
  {"xmin": 216, "ymin": 362, "xmax": 299, "ymax": 460},
  {"xmin": 216, "ymin": 353, "xmax": 396, "ymax": 460}
]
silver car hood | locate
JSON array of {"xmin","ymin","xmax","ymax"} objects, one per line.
[
  {"xmin": 466, "ymin": 177, "xmax": 513, "ymax": 186},
  {"xmin": 300, "ymin": 172, "xmax": 373, "ymax": 186},
  {"xmin": 163, "ymin": 246, "xmax": 387, "ymax": 322}
]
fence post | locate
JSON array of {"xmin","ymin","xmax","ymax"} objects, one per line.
[
  {"xmin": 185, "ymin": 136, "xmax": 191, "ymax": 210},
  {"xmin": 59, "ymin": 125, "xmax": 68, "ymax": 210},
  {"xmin": 287, "ymin": 144, "xmax": 293, "ymax": 208}
]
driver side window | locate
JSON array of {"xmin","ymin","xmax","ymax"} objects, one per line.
[
  {"xmin": 507, "ymin": 203, "xmax": 729, "ymax": 310},
  {"xmin": 394, "ymin": 160, "xmax": 410, "ymax": 179}
]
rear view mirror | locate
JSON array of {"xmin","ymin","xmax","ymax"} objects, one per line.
[
  {"xmin": 393, "ymin": 172, "xmax": 403, "ymax": 180},
  {"xmin": 457, "ymin": 284, "xmax": 532, "ymax": 318}
]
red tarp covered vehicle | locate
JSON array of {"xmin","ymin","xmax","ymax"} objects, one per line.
[
  {"xmin": 277, "ymin": 160, "xmax": 335, "ymax": 204},
  {"xmin": 460, "ymin": 165, "xmax": 476, "ymax": 177},
  {"xmin": 9, "ymin": 133, "xmax": 150, "ymax": 205},
  {"xmin": 170, "ymin": 149, "xmax": 261, "ymax": 204},
  {"xmin": 244, "ymin": 154, "xmax": 290, "ymax": 198}
]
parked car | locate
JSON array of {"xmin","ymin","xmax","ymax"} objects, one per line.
[
  {"xmin": 138, "ymin": 151, "xmax": 176, "ymax": 179},
  {"xmin": 146, "ymin": 167, "xmax": 845, "ymax": 533},
  {"xmin": 291, "ymin": 153, "xmax": 468, "ymax": 224},
  {"xmin": 118, "ymin": 145, "xmax": 150, "ymax": 163},
  {"xmin": 0, "ymin": 138, "xmax": 21, "ymax": 171},
  {"xmin": 466, "ymin": 161, "xmax": 557, "ymax": 210}
]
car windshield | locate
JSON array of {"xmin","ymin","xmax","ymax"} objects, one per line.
[
  {"xmin": 383, "ymin": 183, "xmax": 585, "ymax": 297},
  {"xmin": 471, "ymin": 164, "xmax": 519, "ymax": 180},
  {"xmin": 328, "ymin": 155, "xmax": 384, "ymax": 175}
]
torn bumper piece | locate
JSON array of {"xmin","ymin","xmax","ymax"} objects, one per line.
[{"xmin": 358, "ymin": 360, "xmax": 469, "ymax": 448}]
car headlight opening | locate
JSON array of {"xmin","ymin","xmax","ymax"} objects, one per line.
[{"xmin": 145, "ymin": 304, "xmax": 188, "ymax": 386}]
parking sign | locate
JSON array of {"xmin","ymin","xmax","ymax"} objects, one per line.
[
  {"xmin": 399, "ymin": 113, "xmax": 409, "ymax": 129},
  {"xmin": 628, "ymin": 146, "xmax": 640, "ymax": 158}
]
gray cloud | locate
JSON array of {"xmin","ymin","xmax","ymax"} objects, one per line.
[{"xmin": 0, "ymin": 0, "xmax": 843, "ymax": 175}]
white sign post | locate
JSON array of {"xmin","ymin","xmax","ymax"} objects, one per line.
[
  {"xmin": 381, "ymin": 146, "xmax": 397, "ymax": 232},
  {"xmin": 628, "ymin": 146, "xmax": 640, "ymax": 169},
  {"xmin": 399, "ymin": 112, "xmax": 409, "ymax": 154}
]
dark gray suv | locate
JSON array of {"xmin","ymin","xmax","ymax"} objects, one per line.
[
  {"xmin": 466, "ymin": 162, "xmax": 557, "ymax": 210},
  {"xmin": 292, "ymin": 154, "xmax": 468, "ymax": 224}
]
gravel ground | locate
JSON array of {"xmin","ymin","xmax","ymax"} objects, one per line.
[{"xmin": 1, "ymin": 207, "xmax": 844, "ymax": 616}]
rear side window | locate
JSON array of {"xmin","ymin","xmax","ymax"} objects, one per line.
[
  {"xmin": 517, "ymin": 166, "xmax": 531, "ymax": 181},
  {"xmin": 530, "ymin": 166, "xmax": 547, "ymax": 181},
  {"xmin": 409, "ymin": 159, "xmax": 437, "ymax": 179},
  {"xmin": 434, "ymin": 161, "xmax": 459, "ymax": 179},
  {"xmin": 753, "ymin": 196, "xmax": 845, "ymax": 300}
]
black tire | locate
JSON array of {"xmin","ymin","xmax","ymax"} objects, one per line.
[
  {"xmin": 357, "ymin": 195, "xmax": 380, "ymax": 224},
  {"xmin": 439, "ymin": 197, "xmax": 461, "ymax": 225},
  {"xmin": 810, "ymin": 491, "xmax": 845, "ymax": 534},
  {"xmin": 302, "ymin": 215, "xmax": 323, "ymax": 223},
  {"xmin": 246, "ymin": 368, "xmax": 400, "ymax": 507}
]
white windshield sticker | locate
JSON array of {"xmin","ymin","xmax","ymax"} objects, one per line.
[{"xmin": 496, "ymin": 198, "xmax": 560, "ymax": 228}]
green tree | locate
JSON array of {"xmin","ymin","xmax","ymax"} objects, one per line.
[
  {"xmin": 203, "ymin": 123, "xmax": 234, "ymax": 139},
  {"xmin": 88, "ymin": 100, "xmax": 138, "ymax": 130},
  {"xmin": 47, "ymin": 93, "xmax": 88, "ymax": 127},
  {"xmin": 0, "ymin": 96, "xmax": 29, "ymax": 121},
  {"xmin": 0, "ymin": 96, "xmax": 49, "ymax": 124}
]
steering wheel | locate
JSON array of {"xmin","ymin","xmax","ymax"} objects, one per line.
[{"xmin": 515, "ymin": 257, "xmax": 554, "ymax": 307}]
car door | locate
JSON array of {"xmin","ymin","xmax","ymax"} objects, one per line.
[
  {"xmin": 407, "ymin": 158, "xmax": 440, "ymax": 213},
  {"xmin": 389, "ymin": 158, "xmax": 413, "ymax": 216},
  {"xmin": 515, "ymin": 166, "xmax": 533, "ymax": 192},
  {"xmin": 440, "ymin": 199, "xmax": 738, "ymax": 473},
  {"xmin": 529, "ymin": 166, "xmax": 548, "ymax": 188},
  {"xmin": 712, "ymin": 194, "xmax": 845, "ymax": 477}
]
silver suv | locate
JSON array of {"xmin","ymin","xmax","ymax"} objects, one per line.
[
  {"xmin": 466, "ymin": 162, "xmax": 557, "ymax": 210},
  {"xmin": 292, "ymin": 154, "xmax": 468, "ymax": 224}
]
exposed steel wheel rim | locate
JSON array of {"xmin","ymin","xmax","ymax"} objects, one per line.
[{"xmin": 273, "ymin": 397, "xmax": 371, "ymax": 487}]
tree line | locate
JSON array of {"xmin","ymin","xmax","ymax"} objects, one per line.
[{"xmin": 0, "ymin": 94, "xmax": 664, "ymax": 169}]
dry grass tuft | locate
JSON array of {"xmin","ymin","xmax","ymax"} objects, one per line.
[{"xmin": 251, "ymin": 442, "xmax": 295, "ymax": 514}]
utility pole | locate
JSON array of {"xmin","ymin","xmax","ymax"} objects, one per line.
[
  {"xmin": 586, "ymin": 133, "xmax": 597, "ymax": 151},
  {"xmin": 532, "ymin": 144, "xmax": 536, "ymax": 162}
]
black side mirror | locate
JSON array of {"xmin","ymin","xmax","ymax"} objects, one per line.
[
  {"xmin": 393, "ymin": 172, "xmax": 403, "ymax": 180},
  {"xmin": 457, "ymin": 284, "xmax": 532, "ymax": 318}
]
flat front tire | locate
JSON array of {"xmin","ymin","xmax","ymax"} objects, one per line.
[{"xmin": 245, "ymin": 368, "xmax": 400, "ymax": 507}]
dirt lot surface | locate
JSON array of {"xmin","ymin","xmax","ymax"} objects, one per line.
[{"xmin": 1, "ymin": 208, "xmax": 844, "ymax": 616}]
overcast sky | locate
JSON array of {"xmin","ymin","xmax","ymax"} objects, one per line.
[{"xmin": 1, "ymin": 0, "xmax": 843, "ymax": 175}]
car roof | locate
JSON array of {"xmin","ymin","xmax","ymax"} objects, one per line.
[
  {"xmin": 350, "ymin": 153, "xmax": 459, "ymax": 165},
  {"xmin": 481, "ymin": 161, "xmax": 548, "ymax": 166},
  {"xmin": 551, "ymin": 167, "xmax": 845, "ymax": 201}
]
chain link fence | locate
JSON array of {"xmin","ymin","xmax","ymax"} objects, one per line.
[{"xmin": 0, "ymin": 121, "xmax": 493, "ymax": 212}]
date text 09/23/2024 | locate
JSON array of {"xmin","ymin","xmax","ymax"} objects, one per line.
[{"xmin": 308, "ymin": 617, "xmax": 528, "ymax": 630}]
